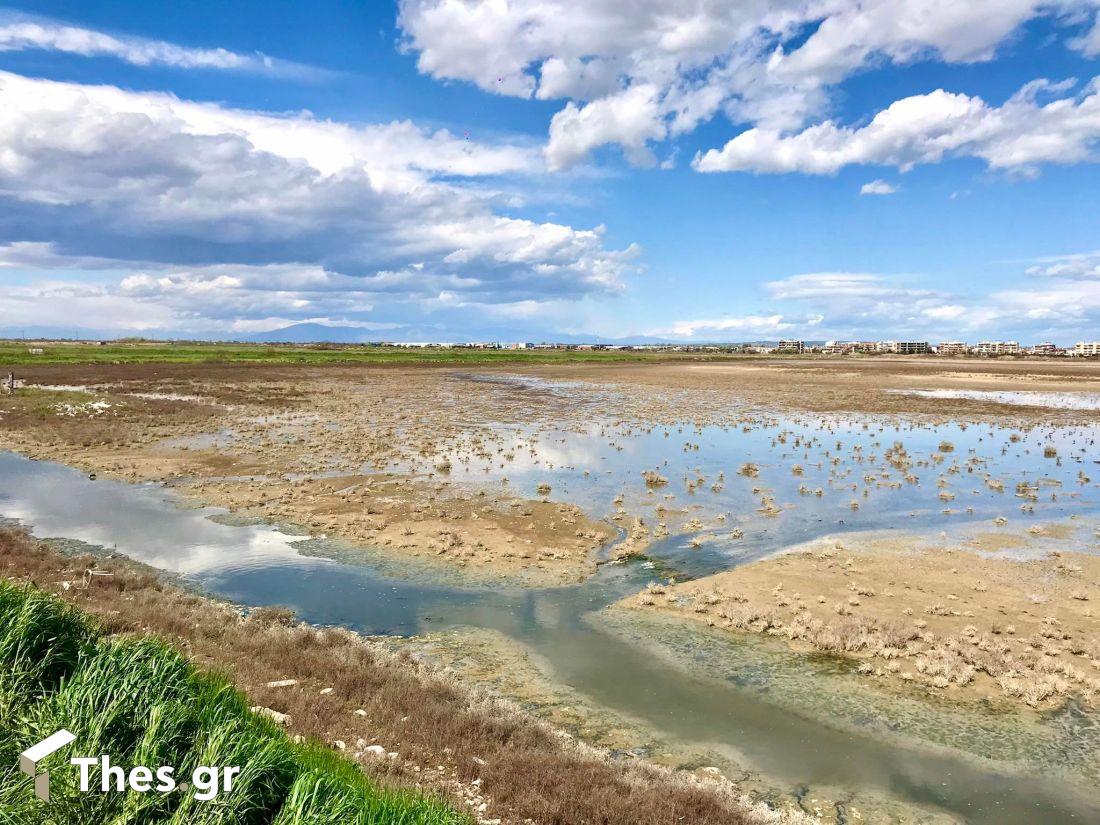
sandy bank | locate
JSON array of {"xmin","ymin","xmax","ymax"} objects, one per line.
[{"xmin": 621, "ymin": 527, "xmax": 1100, "ymax": 709}]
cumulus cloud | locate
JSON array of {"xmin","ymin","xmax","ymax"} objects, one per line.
[
  {"xmin": 0, "ymin": 71, "xmax": 638, "ymax": 333},
  {"xmin": 860, "ymin": 179, "xmax": 898, "ymax": 195},
  {"xmin": 0, "ymin": 13, "xmax": 327, "ymax": 79},
  {"xmin": 399, "ymin": 0, "xmax": 1100, "ymax": 168},
  {"xmin": 545, "ymin": 85, "xmax": 666, "ymax": 170},
  {"xmin": 694, "ymin": 76, "xmax": 1100, "ymax": 175}
]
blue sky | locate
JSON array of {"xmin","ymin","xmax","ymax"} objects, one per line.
[{"xmin": 0, "ymin": 1, "xmax": 1098, "ymax": 343}]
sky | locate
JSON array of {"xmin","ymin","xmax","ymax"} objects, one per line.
[{"xmin": 0, "ymin": 0, "xmax": 1098, "ymax": 344}]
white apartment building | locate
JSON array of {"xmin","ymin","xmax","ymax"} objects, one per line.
[
  {"xmin": 1073, "ymin": 342, "xmax": 1100, "ymax": 357},
  {"xmin": 974, "ymin": 341, "xmax": 1020, "ymax": 355},
  {"xmin": 880, "ymin": 341, "xmax": 930, "ymax": 355},
  {"xmin": 1028, "ymin": 342, "xmax": 1058, "ymax": 355},
  {"xmin": 777, "ymin": 339, "xmax": 805, "ymax": 353},
  {"xmin": 936, "ymin": 341, "xmax": 968, "ymax": 356}
]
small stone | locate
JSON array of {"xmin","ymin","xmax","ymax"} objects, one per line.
[{"xmin": 250, "ymin": 706, "xmax": 290, "ymax": 726}]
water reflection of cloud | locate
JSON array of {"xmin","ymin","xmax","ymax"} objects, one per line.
[{"xmin": 888, "ymin": 389, "xmax": 1100, "ymax": 411}]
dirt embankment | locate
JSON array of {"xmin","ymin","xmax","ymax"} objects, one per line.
[
  {"xmin": 621, "ymin": 529, "xmax": 1100, "ymax": 710},
  {"xmin": 0, "ymin": 527, "xmax": 811, "ymax": 825}
]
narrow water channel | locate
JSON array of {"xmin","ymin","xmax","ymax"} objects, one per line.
[{"xmin": 2, "ymin": 450, "xmax": 1099, "ymax": 822}]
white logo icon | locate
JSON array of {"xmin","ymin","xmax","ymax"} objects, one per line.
[{"xmin": 19, "ymin": 729, "xmax": 77, "ymax": 802}]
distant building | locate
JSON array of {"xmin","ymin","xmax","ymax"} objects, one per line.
[
  {"xmin": 1073, "ymin": 342, "xmax": 1100, "ymax": 357},
  {"xmin": 936, "ymin": 341, "xmax": 968, "ymax": 356},
  {"xmin": 897, "ymin": 341, "xmax": 929, "ymax": 355},
  {"xmin": 974, "ymin": 341, "xmax": 1020, "ymax": 356},
  {"xmin": 879, "ymin": 341, "xmax": 929, "ymax": 355},
  {"xmin": 1027, "ymin": 342, "xmax": 1060, "ymax": 356},
  {"xmin": 777, "ymin": 339, "xmax": 805, "ymax": 353},
  {"xmin": 821, "ymin": 340, "xmax": 853, "ymax": 355}
]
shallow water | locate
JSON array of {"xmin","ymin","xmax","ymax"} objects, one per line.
[
  {"xmin": 888, "ymin": 388, "xmax": 1100, "ymax": 411},
  {"xmin": 3, "ymin": 389, "xmax": 1100, "ymax": 821}
]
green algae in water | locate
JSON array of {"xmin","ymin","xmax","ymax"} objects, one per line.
[{"xmin": 599, "ymin": 607, "xmax": 1100, "ymax": 786}]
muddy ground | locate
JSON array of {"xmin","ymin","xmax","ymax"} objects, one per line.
[
  {"xmin": 620, "ymin": 526, "xmax": 1100, "ymax": 709},
  {"xmin": 2, "ymin": 355, "xmax": 1100, "ymax": 778}
]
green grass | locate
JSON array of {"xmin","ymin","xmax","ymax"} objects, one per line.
[
  {"xmin": 0, "ymin": 339, "xmax": 742, "ymax": 366},
  {"xmin": 0, "ymin": 582, "xmax": 469, "ymax": 825}
]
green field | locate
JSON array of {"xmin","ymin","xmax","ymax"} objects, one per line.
[
  {"xmin": 0, "ymin": 339, "xmax": 748, "ymax": 367},
  {"xmin": 0, "ymin": 582, "xmax": 469, "ymax": 824}
]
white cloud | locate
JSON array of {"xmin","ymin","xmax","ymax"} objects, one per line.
[
  {"xmin": 1025, "ymin": 250, "xmax": 1100, "ymax": 279},
  {"xmin": 3, "ymin": 279, "xmax": 178, "ymax": 332},
  {"xmin": 694, "ymin": 76, "xmax": 1100, "ymax": 175},
  {"xmin": 764, "ymin": 272, "xmax": 937, "ymax": 302},
  {"xmin": 654, "ymin": 254, "xmax": 1100, "ymax": 344},
  {"xmin": 990, "ymin": 280, "xmax": 1100, "ymax": 322},
  {"xmin": 0, "ymin": 13, "xmax": 327, "ymax": 79},
  {"xmin": 860, "ymin": 179, "xmax": 898, "ymax": 195},
  {"xmin": 1070, "ymin": 13, "xmax": 1100, "ymax": 56},
  {"xmin": 0, "ymin": 71, "xmax": 639, "ymax": 333},
  {"xmin": 758, "ymin": 272, "xmax": 987, "ymax": 336},
  {"xmin": 545, "ymin": 85, "xmax": 666, "ymax": 170},
  {"xmin": 922, "ymin": 304, "xmax": 968, "ymax": 320},
  {"xmin": 651, "ymin": 313, "xmax": 823, "ymax": 339},
  {"xmin": 399, "ymin": 0, "xmax": 1100, "ymax": 168}
]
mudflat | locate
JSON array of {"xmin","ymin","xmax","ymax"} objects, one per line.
[
  {"xmin": 620, "ymin": 528, "xmax": 1100, "ymax": 709},
  {"xmin": 4, "ymin": 353, "xmax": 1100, "ymax": 822}
]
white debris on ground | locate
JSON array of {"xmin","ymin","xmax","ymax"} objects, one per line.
[{"xmin": 52, "ymin": 400, "xmax": 113, "ymax": 417}]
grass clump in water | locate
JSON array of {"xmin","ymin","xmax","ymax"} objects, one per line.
[{"xmin": 0, "ymin": 581, "xmax": 468, "ymax": 825}]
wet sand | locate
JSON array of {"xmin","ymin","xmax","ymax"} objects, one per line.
[{"xmin": 620, "ymin": 526, "xmax": 1100, "ymax": 710}]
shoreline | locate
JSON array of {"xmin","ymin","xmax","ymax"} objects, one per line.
[
  {"xmin": 0, "ymin": 525, "xmax": 812, "ymax": 825},
  {"xmin": 618, "ymin": 526, "xmax": 1100, "ymax": 713}
]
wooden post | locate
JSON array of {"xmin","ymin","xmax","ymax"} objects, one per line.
[{"xmin": 5, "ymin": 372, "xmax": 12, "ymax": 395}]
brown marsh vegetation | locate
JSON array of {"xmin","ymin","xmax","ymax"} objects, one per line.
[{"xmin": 0, "ymin": 527, "xmax": 810, "ymax": 825}]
